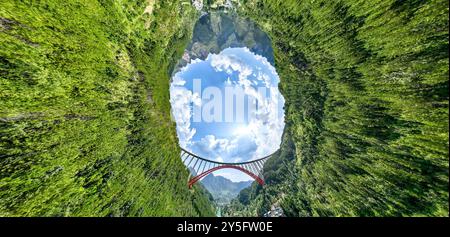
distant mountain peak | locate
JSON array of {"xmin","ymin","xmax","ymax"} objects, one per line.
[{"xmin": 201, "ymin": 173, "xmax": 253, "ymax": 205}]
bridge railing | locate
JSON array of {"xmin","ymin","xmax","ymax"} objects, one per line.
[
  {"xmin": 179, "ymin": 147, "xmax": 274, "ymax": 165},
  {"xmin": 179, "ymin": 147, "xmax": 276, "ymax": 188}
]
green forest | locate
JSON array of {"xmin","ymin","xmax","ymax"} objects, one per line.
[
  {"xmin": 224, "ymin": 0, "xmax": 449, "ymax": 217},
  {"xmin": 1, "ymin": 0, "xmax": 449, "ymax": 217},
  {"xmin": 0, "ymin": 0, "xmax": 215, "ymax": 216}
]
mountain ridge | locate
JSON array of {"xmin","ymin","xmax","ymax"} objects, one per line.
[{"xmin": 201, "ymin": 174, "xmax": 252, "ymax": 205}]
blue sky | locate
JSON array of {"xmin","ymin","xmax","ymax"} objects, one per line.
[{"xmin": 170, "ymin": 47, "xmax": 285, "ymax": 182}]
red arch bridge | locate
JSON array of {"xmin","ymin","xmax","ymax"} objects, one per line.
[{"xmin": 180, "ymin": 148, "xmax": 273, "ymax": 188}]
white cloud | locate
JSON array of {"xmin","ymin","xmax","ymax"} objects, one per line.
[
  {"xmin": 171, "ymin": 47, "xmax": 285, "ymax": 164},
  {"xmin": 171, "ymin": 75, "xmax": 186, "ymax": 86},
  {"xmin": 208, "ymin": 48, "xmax": 285, "ymax": 159},
  {"xmin": 190, "ymin": 134, "xmax": 258, "ymax": 163},
  {"xmin": 233, "ymin": 157, "xmax": 243, "ymax": 163},
  {"xmin": 170, "ymin": 77, "xmax": 196, "ymax": 148},
  {"xmin": 215, "ymin": 156, "xmax": 224, "ymax": 163},
  {"xmin": 210, "ymin": 51, "xmax": 253, "ymax": 78},
  {"xmin": 203, "ymin": 135, "xmax": 229, "ymax": 152}
]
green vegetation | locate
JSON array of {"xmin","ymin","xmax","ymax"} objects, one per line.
[
  {"xmin": 175, "ymin": 11, "xmax": 275, "ymax": 71},
  {"xmin": 201, "ymin": 174, "xmax": 252, "ymax": 205},
  {"xmin": 0, "ymin": 0, "xmax": 215, "ymax": 216},
  {"xmin": 225, "ymin": 0, "xmax": 449, "ymax": 217},
  {"xmin": 1, "ymin": 0, "xmax": 448, "ymax": 217}
]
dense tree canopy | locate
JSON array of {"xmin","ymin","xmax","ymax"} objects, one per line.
[
  {"xmin": 0, "ymin": 0, "xmax": 447, "ymax": 217},
  {"xmin": 0, "ymin": 0, "xmax": 215, "ymax": 216},
  {"xmin": 225, "ymin": 0, "xmax": 448, "ymax": 217}
]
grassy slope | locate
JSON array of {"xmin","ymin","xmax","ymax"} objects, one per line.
[
  {"xmin": 225, "ymin": 0, "xmax": 448, "ymax": 217},
  {"xmin": 0, "ymin": 0, "xmax": 214, "ymax": 216}
]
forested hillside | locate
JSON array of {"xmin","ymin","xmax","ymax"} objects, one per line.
[
  {"xmin": 225, "ymin": 0, "xmax": 449, "ymax": 216},
  {"xmin": 0, "ymin": 0, "xmax": 215, "ymax": 216},
  {"xmin": 201, "ymin": 174, "xmax": 252, "ymax": 205},
  {"xmin": 1, "ymin": 0, "xmax": 448, "ymax": 217}
]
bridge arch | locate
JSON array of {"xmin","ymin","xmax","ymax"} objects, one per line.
[
  {"xmin": 188, "ymin": 165, "xmax": 265, "ymax": 188},
  {"xmin": 180, "ymin": 148, "xmax": 272, "ymax": 188}
]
